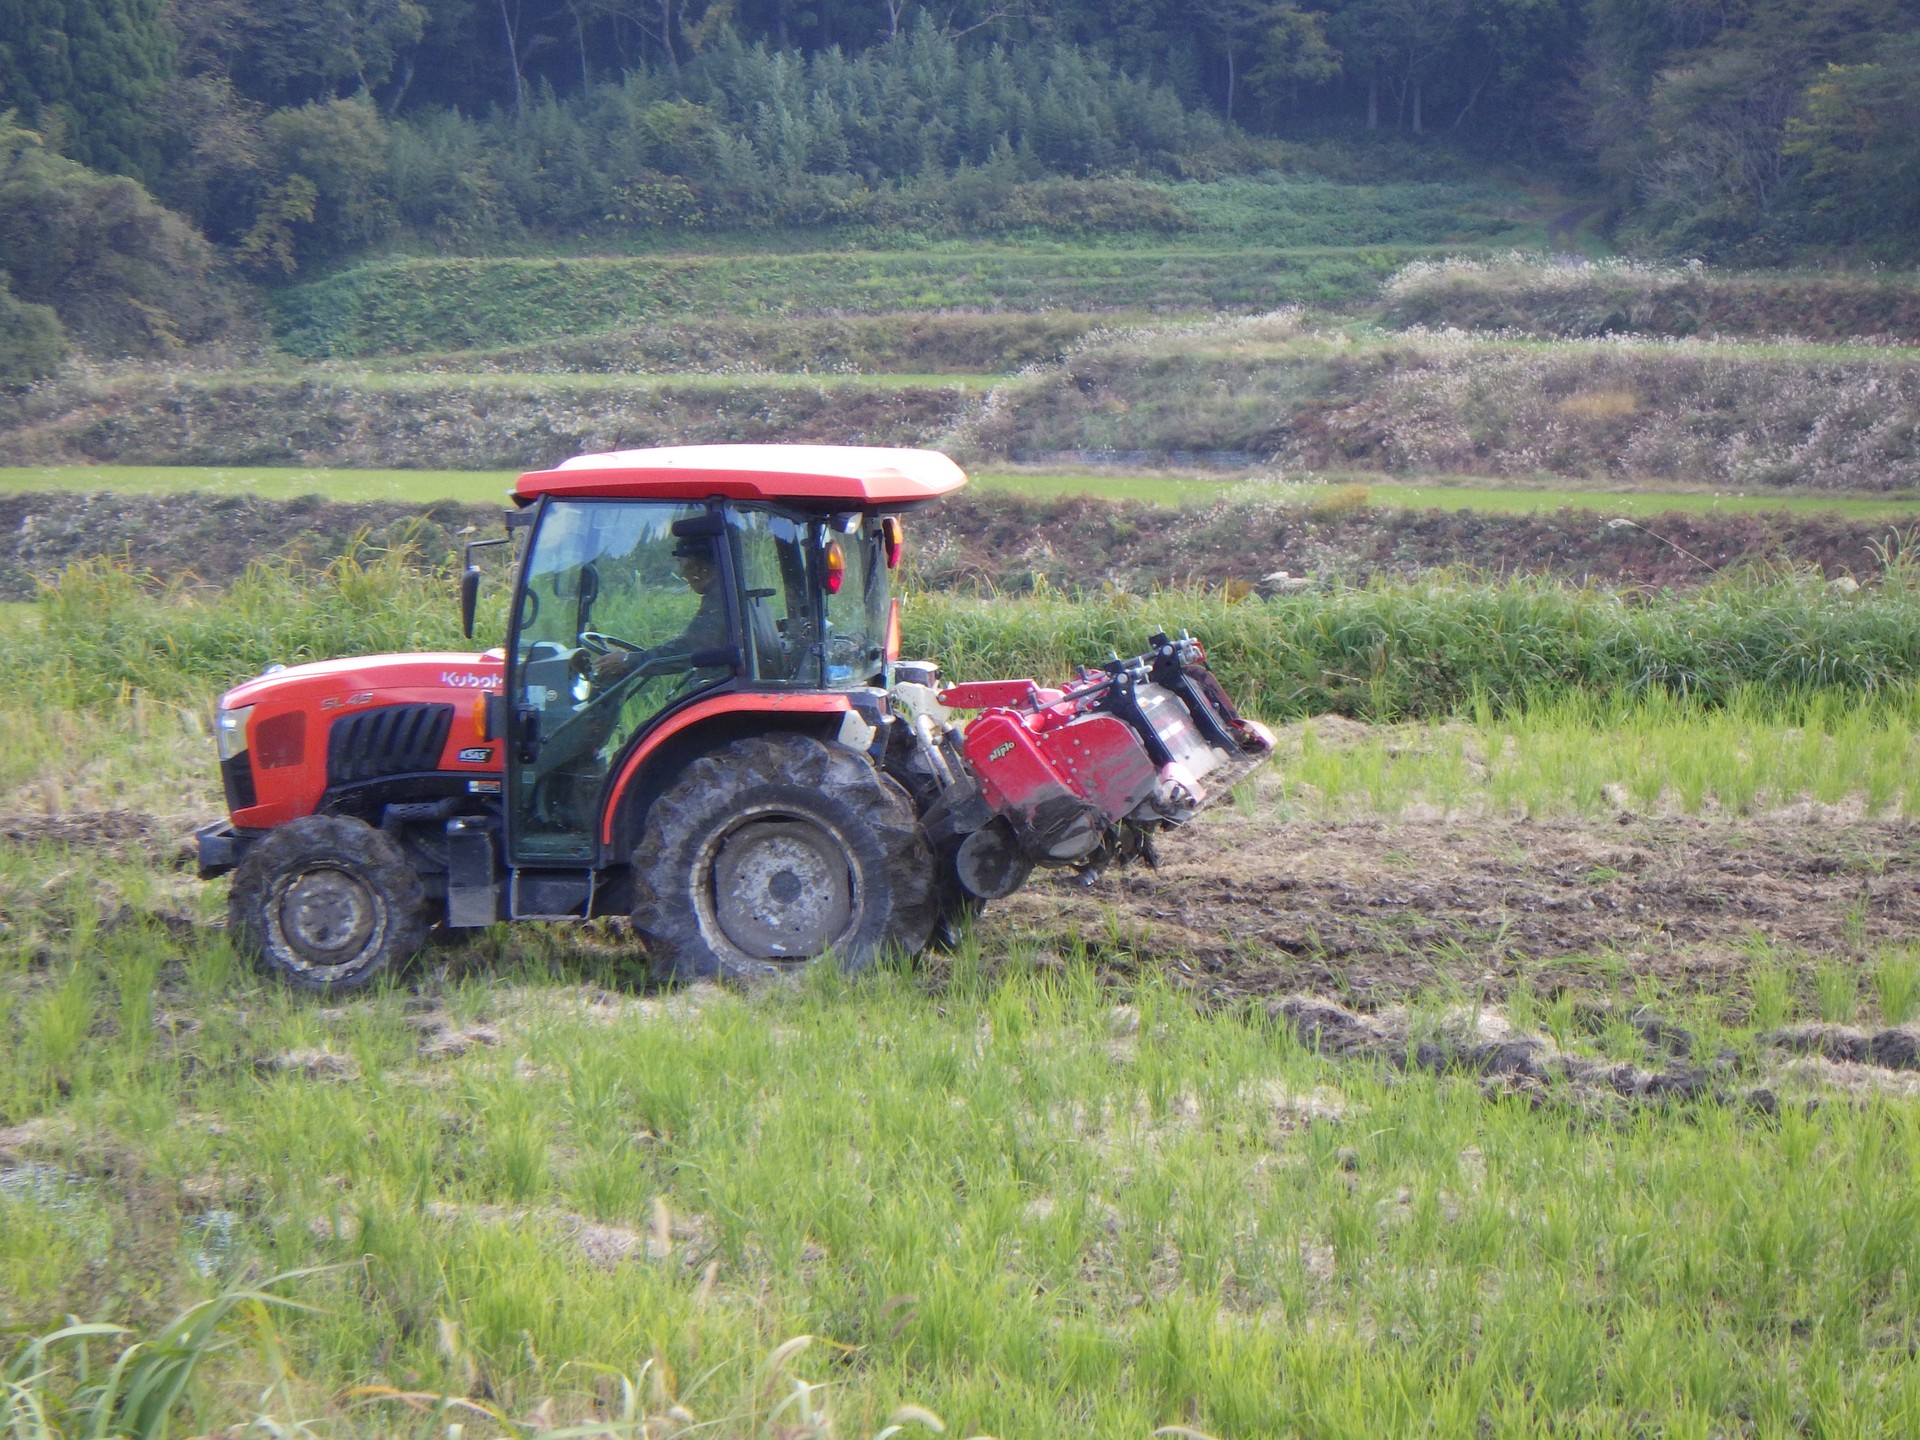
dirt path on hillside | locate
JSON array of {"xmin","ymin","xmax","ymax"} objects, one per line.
[{"xmin": 1004, "ymin": 810, "xmax": 1920, "ymax": 1004}]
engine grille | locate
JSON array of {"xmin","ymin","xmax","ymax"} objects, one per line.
[{"xmin": 327, "ymin": 703, "xmax": 454, "ymax": 786}]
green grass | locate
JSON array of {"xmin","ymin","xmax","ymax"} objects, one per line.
[
  {"xmin": 1358, "ymin": 479, "xmax": 1920, "ymax": 518},
  {"xmin": 976, "ymin": 470, "xmax": 1920, "ymax": 517},
  {"xmin": 1143, "ymin": 176, "xmax": 1538, "ymax": 248},
  {"xmin": 269, "ymin": 247, "xmax": 1442, "ymax": 357},
  {"xmin": 11, "ymin": 465, "xmax": 1920, "ymax": 519},
  {"xmin": 9, "ymin": 565, "xmax": 1920, "ymax": 1434},
  {"xmin": 1259, "ymin": 688, "xmax": 1920, "ymax": 820},
  {"xmin": 0, "ymin": 466, "xmax": 523, "ymax": 505},
  {"xmin": 231, "ymin": 368, "xmax": 1004, "ymax": 392},
  {"xmin": 6, "ymin": 875, "xmax": 1920, "ymax": 1438}
]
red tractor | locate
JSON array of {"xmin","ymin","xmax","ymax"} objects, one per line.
[{"xmin": 195, "ymin": 445, "xmax": 1272, "ymax": 990}]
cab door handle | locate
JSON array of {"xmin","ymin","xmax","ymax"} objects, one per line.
[{"xmin": 514, "ymin": 707, "xmax": 543, "ymax": 763}]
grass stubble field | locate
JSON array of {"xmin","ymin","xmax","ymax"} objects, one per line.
[{"xmin": 7, "ymin": 557, "xmax": 1920, "ymax": 1438}]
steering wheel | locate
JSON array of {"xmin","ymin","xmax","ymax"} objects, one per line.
[{"xmin": 577, "ymin": 630, "xmax": 643, "ymax": 655}]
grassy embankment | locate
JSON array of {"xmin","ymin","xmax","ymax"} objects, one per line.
[
  {"xmin": 8, "ymin": 563, "xmax": 1920, "ymax": 1435},
  {"xmin": 965, "ymin": 313, "xmax": 1920, "ymax": 494},
  {"xmin": 268, "ymin": 175, "xmax": 1537, "ymax": 357},
  {"xmin": 13, "ymin": 195, "xmax": 1920, "ymax": 505},
  {"xmin": 268, "ymin": 246, "xmax": 1422, "ymax": 357},
  {"xmin": 12, "ymin": 313, "xmax": 1920, "ymax": 493},
  {"xmin": 1380, "ymin": 255, "xmax": 1920, "ymax": 341}
]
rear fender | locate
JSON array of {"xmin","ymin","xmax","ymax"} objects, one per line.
[{"xmin": 598, "ymin": 693, "xmax": 855, "ymax": 855}]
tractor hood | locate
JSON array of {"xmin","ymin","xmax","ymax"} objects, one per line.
[
  {"xmin": 222, "ymin": 651, "xmax": 506, "ymax": 711},
  {"xmin": 215, "ymin": 652, "xmax": 507, "ymax": 831}
]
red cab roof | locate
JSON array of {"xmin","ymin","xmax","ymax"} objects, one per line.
[{"xmin": 516, "ymin": 444, "xmax": 968, "ymax": 508}]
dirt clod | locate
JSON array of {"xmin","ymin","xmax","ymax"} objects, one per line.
[{"xmin": 1763, "ymin": 1024, "xmax": 1920, "ymax": 1071}]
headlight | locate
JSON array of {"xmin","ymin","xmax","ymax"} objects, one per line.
[{"xmin": 215, "ymin": 705, "xmax": 254, "ymax": 761}]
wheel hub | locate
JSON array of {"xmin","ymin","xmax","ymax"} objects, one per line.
[
  {"xmin": 711, "ymin": 818, "xmax": 852, "ymax": 959},
  {"xmin": 275, "ymin": 865, "xmax": 379, "ymax": 967}
]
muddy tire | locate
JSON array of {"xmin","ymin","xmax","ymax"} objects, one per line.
[
  {"xmin": 630, "ymin": 734, "xmax": 937, "ymax": 985},
  {"xmin": 228, "ymin": 815, "xmax": 430, "ymax": 992}
]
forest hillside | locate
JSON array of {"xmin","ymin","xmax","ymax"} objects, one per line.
[{"xmin": 4, "ymin": 0, "xmax": 1919, "ymax": 379}]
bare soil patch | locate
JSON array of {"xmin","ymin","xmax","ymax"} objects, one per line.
[
  {"xmin": 1001, "ymin": 811, "xmax": 1920, "ymax": 1005},
  {"xmin": 10, "ymin": 801, "xmax": 1915, "ymax": 1017},
  {"xmin": 0, "ymin": 809, "xmax": 176, "ymax": 857}
]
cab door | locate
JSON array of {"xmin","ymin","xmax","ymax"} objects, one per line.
[{"xmin": 506, "ymin": 499, "xmax": 733, "ymax": 865}]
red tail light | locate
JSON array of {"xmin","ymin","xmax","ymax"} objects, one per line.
[
  {"xmin": 824, "ymin": 541, "xmax": 845, "ymax": 594},
  {"xmin": 881, "ymin": 516, "xmax": 904, "ymax": 569},
  {"xmin": 885, "ymin": 597, "xmax": 902, "ymax": 661}
]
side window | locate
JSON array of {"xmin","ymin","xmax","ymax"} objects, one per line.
[
  {"xmin": 729, "ymin": 509, "xmax": 821, "ymax": 686},
  {"xmin": 824, "ymin": 524, "xmax": 887, "ymax": 687}
]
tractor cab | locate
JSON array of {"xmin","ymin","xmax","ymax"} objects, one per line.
[{"xmin": 499, "ymin": 448, "xmax": 931, "ymax": 869}]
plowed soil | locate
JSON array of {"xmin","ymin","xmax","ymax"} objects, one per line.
[
  {"xmin": 0, "ymin": 489, "xmax": 1902, "ymax": 599},
  {"xmin": 1002, "ymin": 808, "xmax": 1920, "ymax": 1005}
]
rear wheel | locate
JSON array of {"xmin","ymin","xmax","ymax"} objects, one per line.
[
  {"xmin": 630, "ymin": 734, "xmax": 937, "ymax": 985},
  {"xmin": 228, "ymin": 815, "xmax": 430, "ymax": 992}
]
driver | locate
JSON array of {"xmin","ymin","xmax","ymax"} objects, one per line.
[{"xmin": 591, "ymin": 540, "xmax": 727, "ymax": 683}]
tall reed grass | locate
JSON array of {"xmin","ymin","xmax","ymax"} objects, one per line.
[
  {"xmin": 1382, "ymin": 254, "xmax": 1920, "ymax": 342},
  {"xmin": 36, "ymin": 556, "xmax": 1920, "ymax": 720},
  {"xmin": 911, "ymin": 572, "xmax": 1920, "ymax": 720}
]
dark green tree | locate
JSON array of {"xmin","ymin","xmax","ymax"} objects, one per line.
[
  {"xmin": 0, "ymin": 274, "xmax": 68, "ymax": 385},
  {"xmin": 1787, "ymin": 31, "xmax": 1920, "ymax": 252},
  {"xmin": 1193, "ymin": 0, "xmax": 1338, "ymax": 122},
  {"xmin": 0, "ymin": 118, "xmax": 236, "ymax": 353},
  {"xmin": 0, "ymin": 0, "xmax": 175, "ymax": 177}
]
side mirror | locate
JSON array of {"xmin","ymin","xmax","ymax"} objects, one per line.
[
  {"xmin": 460, "ymin": 565, "xmax": 481, "ymax": 639},
  {"xmin": 460, "ymin": 536, "xmax": 511, "ymax": 641}
]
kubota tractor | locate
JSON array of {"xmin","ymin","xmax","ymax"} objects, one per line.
[{"xmin": 196, "ymin": 445, "xmax": 1273, "ymax": 990}]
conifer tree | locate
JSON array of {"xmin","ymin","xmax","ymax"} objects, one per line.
[{"xmin": 0, "ymin": 0, "xmax": 175, "ymax": 178}]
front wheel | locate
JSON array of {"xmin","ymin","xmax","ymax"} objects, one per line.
[
  {"xmin": 228, "ymin": 815, "xmax": 430, "ymax": 992},
  {"xmin": 630, "ymin": 734, "xmax": 937, "ymax": 985}
]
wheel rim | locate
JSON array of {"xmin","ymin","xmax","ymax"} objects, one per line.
[
  {"xmin": 270, "ymin": 864, "xmax": 383, "ymax": 972},
  {"xmin": 710, "ymin": 818, "xmax": 853, "ymax": 959}
]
